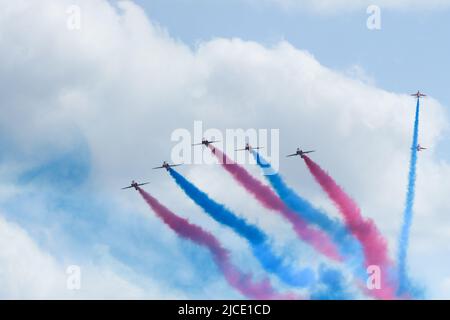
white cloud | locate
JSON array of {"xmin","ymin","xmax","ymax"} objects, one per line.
[
  {"xmin": 0, "ymin": 0, "xmax": 449, "ymax": 298},
  {"xmin": 343, "ymin": 65, "xmax": 376, "ymax": 86},
  {"xmin": 0, "ymin": 215, "xmax": 180, "ymax": 299}
]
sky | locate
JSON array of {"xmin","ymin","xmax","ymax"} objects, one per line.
[
  {"xmin": 136, "ymin": 0, "xmax": 450, "ymax": 159},
  {"xmin": 137, "ymin": 0, "xmax": 450, "ymax": 104},
  {"xmin": 0, "ymin": 0, "xmax": 450, "ymax": 299}
]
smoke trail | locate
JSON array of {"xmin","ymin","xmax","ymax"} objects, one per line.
[
  {"xmin": 168, "ymin": 167, "xmax": 316, "ymax": 288},
  {"xmin": 137, "ymin": 187, "xmax": 296, "ymax": 299},
  {"xmin": 251, "ymin": 150, "xmax": 364, "ymax": 272},
  {"xmin": 302, "ymin": 155, "xmax": 396, "ymax": 299},
  {"xmin": 209, "ymin": 145, "xmax": 341, "ymax": 261},
  {"xmin": 251, "ymin": 151, "xmax": 396, "ymax": 299},
  {"xmin": 397, "ymin": 98, "xmax": 420, "ymax": 295}
]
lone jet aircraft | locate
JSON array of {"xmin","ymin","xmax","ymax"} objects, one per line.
[
  {"xmin": 411, "ymin": 91, "xmax": 427, "ymax": 99},
  {"xmin": 122, "ymin": 180, "xmax": 150, "ymax": 190},
  {"xmin": 152, "ymin": 161, "xmax": 182, "ymax": 171},
  {"xmin": 286, "ymin": 148, "xmax": 315, "ymax": 159},
  {"xmin": 236, "ymin": 143, "xmax": 263, "ymax": 152},
  {"xmin": 417, "ymin": 144, "xmax": 427, "ymax": 152},
  {"xmin": 192, "ymin": 138, "xmax": 220, "ymax": 147}
]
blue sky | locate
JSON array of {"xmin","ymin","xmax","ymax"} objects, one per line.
[{"xmin": 1, "ymin": 0, "xmax": 450, "ymax": 299}]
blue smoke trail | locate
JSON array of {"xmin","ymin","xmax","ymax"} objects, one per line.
[
  {"xmin": 251, "ymin": 150, "xmax": 365, "ymax": 276},
  {"xmin": 311, "ymin": 265, "xmax": 352, "ymax": 300},
  {"xmin": 397, "ymin": 98, "xmax": 420, "ymax": 295},
  {"xmin": 168, "ymin": 167, "xmax": 315, "ymax": 288}
]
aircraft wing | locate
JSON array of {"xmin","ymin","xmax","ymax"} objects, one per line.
[
  {"xmin": 152, "ymin": 166, "xmax": 164, "ymax": 170},
  {"xmin": 286, "ymin": 154, "xmax": 297, "ymax": 157},
  {"xmin": 169, "ymin": 164, "xmax": 182, "ymax": 168},
  {"xmin": 304, "ymin": 150, "xmax": 315, "ymax": 154},
  {"xmin": 121, "ymin": 186, "xmax": 133, "ymax": 190},
  {"xmin": 235, "ymin": 148, "xmax": 246, "ymax": 151},
  {"xmin": 137, "ymin": 182, "xmax": 150, "ymax": 187}
]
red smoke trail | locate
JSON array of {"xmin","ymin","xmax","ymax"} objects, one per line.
[
  {"xmin": 302, "ymin": 156, "xmax": 397, "ymax": 299},
  {"xmin": 137, "ymin": 187, "xmax": 299, "ymax": 300},
  {"xmin": 209, "ymin": 145, "xmax": 341, "ymax": 262}
]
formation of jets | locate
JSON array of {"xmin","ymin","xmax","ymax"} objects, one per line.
[
  {"xmin": 411, "ymin": 91, "xmax": 428, "ymax": 152},
  {"xmin": 123, "ymin": 92, "xmax": 430, "ymax": 190}
]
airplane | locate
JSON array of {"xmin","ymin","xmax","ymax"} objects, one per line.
[
  {"xmin": 286, "ymin": 148, "xmax": 315, "ymax": 159},
  {"xmin": 417, "ymin": 144, "xmax": 427, "ymax": 152},
  {"xmin": 411, "ymin": 91, "xmax": 427, "ymax": 99},
  {"xmin": 236, "ymin": 143, "xmax": 263, "ymax": 152},
  {"xmin": 192, "ymin": 138, "xmax": 220, "ymax": 147},
  {"xmin": 122, "ymin": 180, "xmax": 150, "ymax": 190},
  {"xmin": 152, "ymin": 161, "xmax": 182, "ymax": 171}
]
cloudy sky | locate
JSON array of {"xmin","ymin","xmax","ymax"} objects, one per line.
[{"xmin": 0, "ymin": 0, "xmax": 449, "ymax": 299}]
